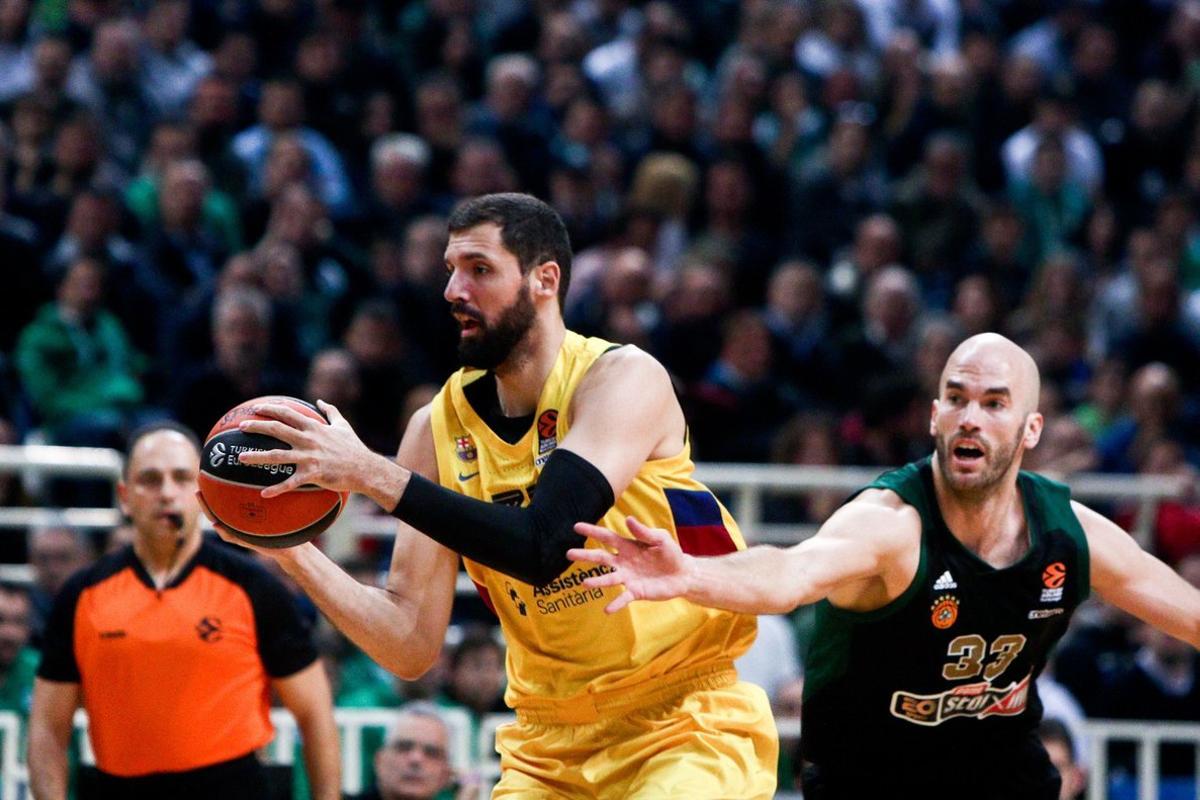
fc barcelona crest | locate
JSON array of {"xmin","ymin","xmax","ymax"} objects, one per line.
[{"xmin": 455, "ymin": 436, "xmax": 477, "ymax": 462}]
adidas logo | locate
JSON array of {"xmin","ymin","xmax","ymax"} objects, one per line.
[{"xmin": 933, "ymin": 570, "xmax": 958, "ymax": 590}]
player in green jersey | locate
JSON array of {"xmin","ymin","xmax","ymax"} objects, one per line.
[{"xmin": 568, "ymin": 332, "xmax": 1200, "ymax": 798}]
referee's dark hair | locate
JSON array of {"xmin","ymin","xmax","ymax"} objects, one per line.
[
  {"xmin": 448, "ymin": 193, "xmax": 573, "ymax": 309},
  {"xmin": 124, "ymin": 421, "xmax": 202, "ymax": 478}
]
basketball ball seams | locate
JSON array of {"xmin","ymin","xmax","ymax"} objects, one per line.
[
  {"xmin": 208, "ymin": 396, "xmax": 325, "ymax": 436},
  {"xmin": 197, "ymin": 477, "xmax": 343, "ymax": 535},
  {"xmin": 197, "ymin": 471, "xmax": 331, "ymax": 492},
  {"xmin": 231, "ymin": 500, "xmax": 341, "ymax": 537},
  {"xmin": 224, "ymin": 504, "xmax": 344, "ymax": 549}
]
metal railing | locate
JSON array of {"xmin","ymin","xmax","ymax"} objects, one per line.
[
  {"xmin": 0, "ymin": 445, "xmax": 124, "ymax": 479},
  {"xmin": 0, "ymin": 707, "xmax": 479, "ymax": 799},
  {"xmin": 1084, "ymin": 719, "xmax": 1200, "ymax": 800},
  {"xmin": 0, "ymin": 445, "xmax": 124, "ymax": 533},
  {"xmin": 0, "ymin": 445, "xmax": 1191, "ymax": 549},
  {"xmin": 3, "ymin": 712, "xmax": 1198, "ymax": 799}
]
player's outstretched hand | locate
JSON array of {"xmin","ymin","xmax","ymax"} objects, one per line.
[
  {"xmin": 567, "ymin": 516, "xmax": 693, "ymax": 613},
  {"xmin": 234, "ymin": 399, "xmax": 379, "ymax": 498}
]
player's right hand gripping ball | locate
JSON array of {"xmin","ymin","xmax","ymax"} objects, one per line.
[{"xmin": 198, "ymin": 396, "xmax": 348, "ymax": 548}]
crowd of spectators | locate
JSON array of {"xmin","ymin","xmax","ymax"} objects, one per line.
[{"xmin": 0, "ymin": 0, "xmax": 1199, "ymax": 796}]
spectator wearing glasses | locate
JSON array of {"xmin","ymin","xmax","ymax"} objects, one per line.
[{"xmin": 355, "ymin": 702, "xmax": 479, "ymax": 800}]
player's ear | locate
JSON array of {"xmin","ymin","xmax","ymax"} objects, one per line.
[
  {"xmin": 929, "ymin": 399, "xmax": 939, "ymax": 437},
  {"xmin": 116, "ymin": 480, "xmax": 130, "ymax": 515},
  {"xmin": 533, "ymin": 261, "xmax": 560, "ymax": 298},
  {"xmin": 1023, "ymin": 412, "xmax": 1044, "ymax": 450}
]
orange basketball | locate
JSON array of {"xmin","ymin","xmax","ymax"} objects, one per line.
[{"xmin": 198, "ymin": 396, "xmax": 349, "ymax": 548}]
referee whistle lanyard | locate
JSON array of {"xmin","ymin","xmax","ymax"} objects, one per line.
[{"xmin": 149, "ymin": 530, "xmax": 187, "ymax": 596}]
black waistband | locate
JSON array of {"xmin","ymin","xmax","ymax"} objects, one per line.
[{"xmin": 91, "ymin": 751, "xmax": 264, "ymax": 788}]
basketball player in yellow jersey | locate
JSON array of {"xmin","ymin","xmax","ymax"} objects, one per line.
[{"xmin": 219, "ymin": 193, "xmax": 778, "ymax": 799}]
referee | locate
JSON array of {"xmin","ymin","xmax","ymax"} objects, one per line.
[{"xmin": 26, "ymin": 422, "xmax": 340, "ymax": 799}]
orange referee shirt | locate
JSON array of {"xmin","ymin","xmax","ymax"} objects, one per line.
[{"xmin": 38, "ymin": 538, "xmax": 317, "ymax": 777}]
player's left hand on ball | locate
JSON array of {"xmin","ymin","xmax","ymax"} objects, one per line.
[
  {"xmin": 568, "ymin": 516, "xmax": 693, "ymax": 613},
  {"xmin": 235, "ymin": 399, "xmax": 374, "ymax": 497}
]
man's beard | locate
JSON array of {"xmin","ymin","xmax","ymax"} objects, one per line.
[
  {"xmin": 934, "ymin": 423, "xmax": 1025, "ymax": 500},
  {"xmin": 454, "ymin": 286, "xmax": 537, "ymax": 370}
]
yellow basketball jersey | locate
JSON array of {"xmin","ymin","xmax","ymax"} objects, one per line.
[{"xmin": 429, "ymin": 331, "xmax": 758, "ymax": 708}]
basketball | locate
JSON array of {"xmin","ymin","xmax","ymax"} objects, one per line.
[{"xmin": 198, "ymin": 396, "xmax": 349, "ymax": 548}]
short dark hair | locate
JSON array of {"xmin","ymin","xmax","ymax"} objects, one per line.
[
  {"xmin": 124, "ymin": 421, "xmax": 202, "ymax": 477},
  {"xmin": 449, "ymin": 626, "xmax": 503, "ymax": 671},
  {"xmin": 447, "ymin": 193, "xmax": 572, "ymax": 308},
  {"xmin": 351, "ymin": 297, "xmax": 401, "ymax": 327}
]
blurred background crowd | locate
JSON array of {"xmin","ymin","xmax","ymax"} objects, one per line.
[{"xmin": 1, "ymin": 0, "xmax": 1200, "ymax": 796}]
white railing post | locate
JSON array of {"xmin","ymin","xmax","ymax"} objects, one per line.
[
  {"xmin": 1088, "ymin": 729, "xmax": 1107, "ymax": 800},
  {"xmin": 1081, "ymin": 719, "xmax": 1200, "ymax": 800},
  {"xmin": 339, "ymin": 718, "xmax": 362, "ymax": 793},
  {"xmin": 1194, "ymin": 746, "xmax": 1200, "ymax": 799},
  {"xmin": 72, "ymin": 709, "xmax": 93, "ymax": 765},
  {"xmin": 440, "ymin": 706, "xmax": 474, "ymax": 775},
  {"xmin": 1132, "ymin": 497, "xmax": 1159, "ymax": 550},
  {"xmin": 1137, "ymin": 729, "xmax": 1158, "ymax": 800},
  {"xmin": 734, "ymin": 484, "xmax": 760, "ymax": 542},
  {"xmin": 1, "ymin": 710, "xmax": 23, "ymax": 800}
]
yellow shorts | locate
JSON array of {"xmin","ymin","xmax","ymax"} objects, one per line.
[{"xmin": 493, "ymin": 677, "xmax": 778, "ymax": 800}]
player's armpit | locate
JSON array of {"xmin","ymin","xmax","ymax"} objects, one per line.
[
  {"xmin": 798, "ymin": 496, "xmax": 921, "ymax": 611},
  {"xmin": 1076, "ymin": 501, "xmax": 1200, "ymax": 649}
]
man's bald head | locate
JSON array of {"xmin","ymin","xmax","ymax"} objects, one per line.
[{"xmin": 940, "ymin": 333, "xmax": 1041, "ymax": 416}]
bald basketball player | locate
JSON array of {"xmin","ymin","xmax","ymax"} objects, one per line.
[{"xmin": 569, "ymin": 333, "xmax": 1200, "ymax": 799}]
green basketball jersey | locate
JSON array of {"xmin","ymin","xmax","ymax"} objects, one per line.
[{"xmin": 800, "ymin": 456, "xmax": 1089, "ymax": 787}]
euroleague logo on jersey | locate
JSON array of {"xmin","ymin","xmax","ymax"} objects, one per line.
[
  {"xmin": 535, "ymin": 409, "xmax": 558, "ymax": 467},
  {"xmin": 931, "ymin": 594, "xmax": 959, "ymax": 629},
  {"xmin": 1042, "ymin": 562, "xmax": 1066, "ymax": 588},
  {"xmin": 1041, "ymin": 562, "xmax": 1066, "ymax": 603},
  {"xmin": 196, "ymin": 616, "xmax": 223, "ymax": 643},
  {"xmin": 537, "ymin": 409, "xmax": 558, "ymax": 440}
]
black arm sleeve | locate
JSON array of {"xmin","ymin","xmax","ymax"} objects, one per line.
[{"xmin": 390, "ymin": 448, "xmax": 615, "ymax": 587}]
